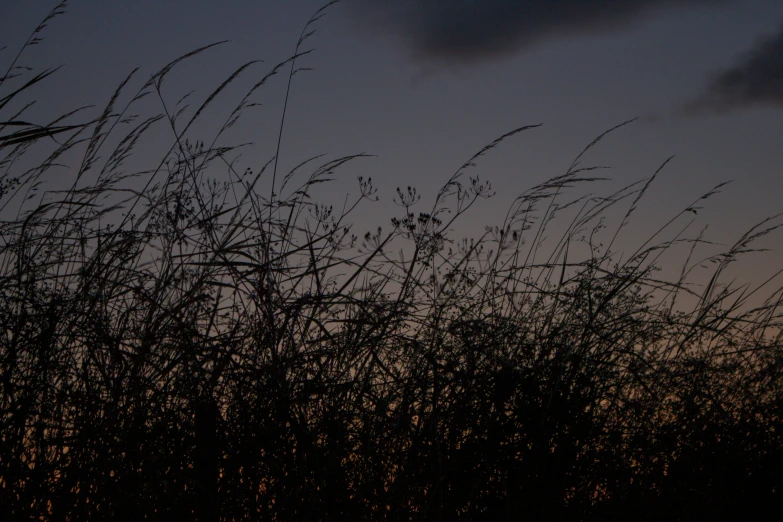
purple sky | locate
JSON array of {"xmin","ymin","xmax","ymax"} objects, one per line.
[{"xmin": 2, "ymin": 0, "xmax": 782, "ymax": 287}]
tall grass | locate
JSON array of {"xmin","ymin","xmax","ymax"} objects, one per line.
[{"xmin": 1, "ymin": 2, "xmax": 782, "ymax": 520}]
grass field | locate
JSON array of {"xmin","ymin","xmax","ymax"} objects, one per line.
[{"xmin": 1, "ymin": 2, "xmax": 781, "ymax": 520}]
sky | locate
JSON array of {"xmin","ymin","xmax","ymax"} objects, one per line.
[{"xmin": 2, "ymin": 0, "xmax": 782, "ymax": 289}]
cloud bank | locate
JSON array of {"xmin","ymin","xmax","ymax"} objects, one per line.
[
  {"xmin": 349, "ymin": 1, "xmax": 783, "ymax": 111},
  {"xmin": 688, "ymin": 21, "xmax": 783, "ymax": 112},
  {"xmin": 349, "ymin": 0, "xmax": 726, "ymax": 65}
]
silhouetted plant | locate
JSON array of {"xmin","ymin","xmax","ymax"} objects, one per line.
[{"xmin": 1, "ymin": 2, "xmax": 781, "ymax": 521}]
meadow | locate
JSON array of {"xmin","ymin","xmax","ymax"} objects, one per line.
[{"xmin": 1, "ymin": 2, "xmax": 781, "ymax": 520}]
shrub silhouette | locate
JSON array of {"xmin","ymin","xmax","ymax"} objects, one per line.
[{"xmin": 1, "ymin": 2, "xmax": 781, "ymax": 520}]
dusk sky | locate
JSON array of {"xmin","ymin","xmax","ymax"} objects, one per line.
[{"xmin": 2, "ymin": 0, "xmax": 782, "ymax": 286}]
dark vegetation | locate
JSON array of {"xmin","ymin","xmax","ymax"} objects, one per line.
[{"xmin": 1, "ymin": 2, "xmax": 782, "ymax": 520}]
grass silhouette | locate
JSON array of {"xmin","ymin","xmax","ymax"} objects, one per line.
[{"xmin": 1, "ymin": 2, "xmax": 781, "ymax": 520}]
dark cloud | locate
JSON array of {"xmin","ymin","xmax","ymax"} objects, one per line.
[
  {"xmin": 687, "ymin": 22, "xmax": 783, "ymax": 113},
  {"xmin": 349, "ymin": 0, "xmax": 726, "ymax": 65}
]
